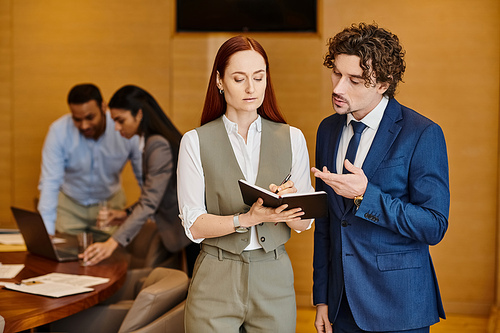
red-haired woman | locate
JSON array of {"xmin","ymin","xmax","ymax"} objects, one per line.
[{"xmin": 177, "ymin": 36, "xmax": 314, "ymax": 332}]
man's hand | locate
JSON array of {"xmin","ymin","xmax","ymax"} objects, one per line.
[
  {"xmin": 315, "ymin": 304, "xmax": 332, "ymax": 333},
  {"xmin": 106, "ymin": 209, "xmax": 127, "ymax": 226},
  {"xmin": 311, "ymin": 160, "xmax": 367, "ymax": 199}
]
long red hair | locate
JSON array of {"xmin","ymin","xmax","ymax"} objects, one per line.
[{"xmin": 200, "ymin": 36, "xmax": 286, "ymax": 126}]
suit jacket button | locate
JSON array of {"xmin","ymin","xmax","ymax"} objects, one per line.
[
  {"xmin": 260, "ymin": 237, "xmax": 266, "ymax": 242},
  {"xmin": 341, "ymin": 220, "xmax": 348, "ymax": 227}
]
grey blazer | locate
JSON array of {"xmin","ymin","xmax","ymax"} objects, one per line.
[{"xmin": 112, "ymin": 135, "xmax": 190, "ymax": 253}]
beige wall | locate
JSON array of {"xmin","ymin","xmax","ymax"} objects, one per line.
[{"xmin": 1, "ymin": 0, "xmax": 499, "ymax": 318}]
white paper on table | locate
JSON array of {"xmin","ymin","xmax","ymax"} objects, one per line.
[
  {"xmin": 0, "ymin": 272, "xmax": 110, "ymax": 298},
  {"xmin": 1, "ymin": 281, "xmax": 93, "ymax": 298},
  {"xmin": 23, "ymin": 273, "xmax": 110, "ymax": 288},
  {"xmin": 0, "ymin": 264, "xmax": 24, "ymax": 278}
]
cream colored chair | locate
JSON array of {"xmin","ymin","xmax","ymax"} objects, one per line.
[
  {"xmin": 50, "ymin": 267, "xmax": 188, "ymax": 333},
  {"xmin": 0, "ymin": 315, "xmax": 4, "ymax": 333}
]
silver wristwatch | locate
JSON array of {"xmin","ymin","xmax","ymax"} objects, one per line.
[{"xmin": 233, "ymin": 213, "xmax": 249, "ymax": 233}]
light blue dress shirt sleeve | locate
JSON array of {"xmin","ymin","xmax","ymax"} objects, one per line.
[{"xmin": 38, "ymin": 118, "xmax": 68, "ymax": 234}]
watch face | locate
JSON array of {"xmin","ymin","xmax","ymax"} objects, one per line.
[{"xmin": 235, "ymin": 227, "xmax": 249, "ymax": 233}]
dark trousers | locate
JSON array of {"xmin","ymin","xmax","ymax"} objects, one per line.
[
  {"xmin": 333, "ymin": 291, "xmax": 430, "ymax": 333},
  {"xmin": 184, "ymin": 242, "xmax": 200, "ymax": 278}
]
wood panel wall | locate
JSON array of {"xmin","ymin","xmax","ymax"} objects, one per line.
[
  {"xmin": 0, "ymin": 0, "xmax": 12, "ymax": 224},
  {"xmin": 1, "ymin": 0, "xmax": 499, "ymax": 320}
]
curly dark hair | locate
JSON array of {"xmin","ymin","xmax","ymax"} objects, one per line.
[{"xmin": 324, "ymin": 22, "xmax": 406, "ymax": 99}]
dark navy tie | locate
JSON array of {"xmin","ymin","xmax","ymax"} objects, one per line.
[{"xmin": 342, "ymin": 121, "xmax": 367, "ymax": 174}]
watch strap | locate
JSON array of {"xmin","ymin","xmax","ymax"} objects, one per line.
[{"xmin": 233, "ymin": 213, "xmax": 248, "ymax": 233}]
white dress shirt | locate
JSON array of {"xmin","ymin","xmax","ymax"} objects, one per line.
[
  {"xmin": 177, "ymin": 115, "xmax": 314, "ymax": 250},
  {"xmin": 336, "ymin": 97, "xmax": 389, "ymax": 173}
]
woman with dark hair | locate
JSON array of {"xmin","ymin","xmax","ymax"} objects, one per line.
[
  {"xmin": 81, "ymin": 85, "xmax": 196, "ymax": 272},
  {"xmin": 177, "ymin": 36, "xmax": 314, "ymax": 332}
]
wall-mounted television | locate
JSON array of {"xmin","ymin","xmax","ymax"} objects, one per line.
[{"xmin": 176, "ymin": 0, "xmax": 317, "ymax": 33}]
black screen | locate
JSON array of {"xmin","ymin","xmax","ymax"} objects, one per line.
[{"xmin": 177, "ymin": 0, "xmax": 317, "ymax": 32}]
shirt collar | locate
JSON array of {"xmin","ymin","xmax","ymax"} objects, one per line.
[
  {"xmin": 138, "ymin": 135, "xmax": 145, "ymax": 151},
  {"xmin": 346, "ymin": 96, "xmax": 388, "ymax": 130},
  {"xmin": 222, "ymin": 114, "xmax": 262, "ymax": 134}
]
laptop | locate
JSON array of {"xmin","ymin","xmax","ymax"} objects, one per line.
[{"xmin": 10, "ymin": 207, "xmax": 78, "ymax": 262}]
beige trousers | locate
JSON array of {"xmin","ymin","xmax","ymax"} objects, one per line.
[
  {"xmin": 185, "ymin": 244, "xmax": 297, "ymax": 333},
  {"xmin": 55, "ymin": 189, "xmax": 126, "ymax": 242}
]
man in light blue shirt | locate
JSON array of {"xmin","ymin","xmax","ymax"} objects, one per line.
[{"xmin": 37, "ymin": 84, "xmax": 142, "ymax": 240}]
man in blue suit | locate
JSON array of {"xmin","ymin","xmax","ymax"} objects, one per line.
[{"xmin": 312, "ymin": 23, "xmax": 449, "ymax": 333}]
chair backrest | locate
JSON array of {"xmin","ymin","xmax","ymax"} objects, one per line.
[
  {"xmin": 0, "ymin": 314, "xmax": 4, "ymax": 333},
  {"xmin": 125, "ymin": 220, "xmax": 171, "ymax": 269},
  {"xmin": 130, "ymin": 300, "xmax": 185, "ymax": 333},
  {"xmin": 118, "ymin": 267, "xmax": 189, "ymax": 333}
]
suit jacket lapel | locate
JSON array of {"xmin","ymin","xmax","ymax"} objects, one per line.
[{"xmin": 362, "ymin": 99, "xmax": 403, "ymax": 180}]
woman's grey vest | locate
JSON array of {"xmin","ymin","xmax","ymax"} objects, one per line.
[{"xmin": 196, "ymin": 117, "xmax": 292, "ymax": 254}]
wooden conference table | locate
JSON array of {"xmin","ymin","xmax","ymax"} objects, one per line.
[{"xmin": 0, "ymin": 248, "xmax": 128, "ymax": 333}]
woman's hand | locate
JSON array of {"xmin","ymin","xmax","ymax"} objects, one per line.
[
  {"xmin": 240, "ymin": 197, "xmax": 304, "ymax": 228},
  {"xmin": 269, "ymin": 179, "xmax": 297, "ymax": 196},
  {"xmin": 80, "ymin": 237, "xmax": 119, "ymax": 266},
  {"xmin": 267, "ymin": 179, "xmax": 311, "ymax": 231},
  {"xmin": 189, "ymin": 180, "xmax": 304, "ymax": 239}
]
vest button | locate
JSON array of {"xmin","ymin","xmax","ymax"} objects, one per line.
[
  {"xmin": 259, "ymin": 223, "xmax": 264, "ymax": 226},
  {"xmin": 260, "ymin": 236, "xmax": 266, "ymax": 242},
  {"xmin": 341, "ymin": 220, "xmax": 349, "ymax": 227}
]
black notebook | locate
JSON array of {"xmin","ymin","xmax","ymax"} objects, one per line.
[{"xmin": 238, "ymin": 179, "xmax": 328, "ymax": 219}]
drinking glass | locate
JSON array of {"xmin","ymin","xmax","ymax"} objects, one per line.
[
  {"xmin": 77, "ymin": 232, "xmax": 93, "ymax": 266},
  {"xmin": 96, "ymin": 200, "xmax": 110, "ymax": 231}
]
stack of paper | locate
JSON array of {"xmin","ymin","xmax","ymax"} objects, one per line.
[{"xmin": 0, "ymin": 273, "xmax": 110, "ymax": 298}]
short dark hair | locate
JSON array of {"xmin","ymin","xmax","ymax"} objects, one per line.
[
  {"xmin": 67, "ymin": 83, "xmax": 103, "ymax": 106},
  {"xmin": 324, "ymin": 23, "xmax": 406, "ymax": 99}
]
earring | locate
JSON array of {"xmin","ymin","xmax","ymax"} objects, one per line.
[{"xmin": 219, "ymin": 88, "xmax": 224, "ymax": 94}]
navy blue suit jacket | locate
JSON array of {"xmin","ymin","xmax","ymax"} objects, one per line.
[{"xmin": 313, "ymin": 99, "xmax": 449, "ymax": 331}]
